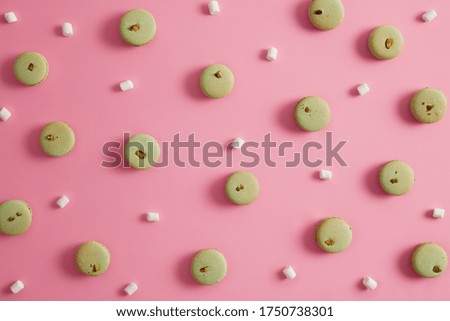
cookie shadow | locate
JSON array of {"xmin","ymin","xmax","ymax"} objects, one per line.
[
  {"xmin": 25, "ymin": 125, "xmax": 47, "ymax": 159},
  {"xmin": 2, "ymin": 283, "xmax": 12, "ymax": 296},
  {"xmin": 53, "ymin": 25, "xmax": 62, "ymax": 37},
  {"xmin": 301, "ymin": 220, "xmax": 323, "ymax": 254},
  {"xmin": 415, "ymin": 13, "xmax": 425, "ymax": 23},
  {"xmin": 277, "ymin": 99, "xmax": 301, "ymax": 133},
  {"xmin": 355, "ymin": 28, "xmax": 375, "ymax": 61},
  {"xmin": 365, "ymin": 163, "xmax": 388, "ymax": 196},
  {"xmin": 184, "ymin": 67, "xmax": 206, "ymax": 100},
  {"xmin": 1, "ymin": 55, "xmax": 21, "ymax": 88},
  {"xmin": 356, "ymin": 279, "xmax": 367, "ymax": 291},
  {"xmin": 176, "ymin": 252, "xmax": 197, "ymax": 287},
  {"xmin": 60, "ymin": 244, "xmax": 84, "ymax": 278},
  {"xmin": 210, "ymin": 173, "xmax": 234, "ymax": 207},
  {"xmin": 101, "ymin": 13, "xmax": 129, "ymax": 48},
  {"xmin": 397, "ymin": 91, "xmax": 418, "ymax": 124},
  {"xmin": 348, "ymin": 85, "xmax": 360, "ymax": 97},
  {"xmin": 259, "ymin": 49, "xmax": 268, "ymax": 61},
  {"xmin": 111, "ymin": 83, "xmax": 123, "ymax": 93},
  {"xmin": 295, "ymin": 0, "xmax": 316, "ymax": 31},
  {"xmin": 398, "ymin": 246, "xmax": 421, "ymax": 279}
]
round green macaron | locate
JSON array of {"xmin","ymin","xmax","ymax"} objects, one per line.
[
  {"xmin": 76, "ymin": 241, "xmax": 111, "ymax": 276},
  {"xmin": 225, "ymin": 171, "xmax": 260, "ymax": 205},
  {"xmin": 200, "ymin": 64, "xmax": 235, "ymax": 99},
  {"xmin": 410, "ymin": 87, "xmax": 447, "ymax": 124},
  {"xmin": 368, "ymin": 25, "xmax": 404, "ymax": 60},
  {"xmin": 0, "ymin": 200, "xmax": 32, "ymax": 236},
  {"xmin": 412, "ymin": 243, "xmax": 448, "ymax": 278},
  {"xmin": 315, "ymin": 217, "xmax": 352, "ymax": 253},
  {"xmin": 191, "ymin": 249, "xmax": 227, "ymax": 285},
  {"xmin": 120, "ymin": 9, "xmax": 157, "ymax": 46},
  {"xmin": 308, "ymin": 0, "xmax": 345, "ymax": 31},
  {"xmin": 379, "ymin": 160, "xmax": 414, "ymax": 196},
  {"xmin": 39, "ymin": 121, "xmax": 76, "ymax": 157},
  {"xmin": 294, "ymin": 96, "xmax": 330, "ymax": 132},
  {"xmin": 125, "ymin": 133, "xmax": 160, "ymax": 170},
  {"xmin": 14, "ymin": 51, "xmax": 49, "ymax": 86}
]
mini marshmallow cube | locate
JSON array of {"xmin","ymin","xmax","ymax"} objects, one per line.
[
  {"xmin": 282, "ymin": 266, "xmax": 296, "ymax": 280},
  {"xmin": 62, "ymin": 22, "xmax": 73, "ymax": 37},
  {"xmin": 319, "ymin": 169, "xmax": 332, "ymax": 180},
  {"xmin": 124, "ymin": 282, "xmax": 138, "ymax": 296},
  {"xmin": 56, "ymin": 195, "xmax": 70, "ymax": 208},
  {"xmin": 266, "ymin": 47, "xmax": 278, "ymax": 61},
  {"xmin": 208, "ymin": 1, "xmax": 220, "ymax": 15},
  {"xmin": 422, "ymin": 10, "xmax": 437, "ymax": 22},
  {"xmin": 357, "ymin": 83, "xmax": 370, "ymax": 96},
  {"xmin": 120, "ymin": 80, "xmax": 134, "ymax": 91},
  {"xmin": 433, "ymin": 208, "xmax": 445, "ymax": 219},
  {"xmin": 231, "ymin": 137, "xmax": 245, "ymax": 149},
  {"xmin": 4, "ymin": 12, "xmax": 17, "ymax": 23},
  {"xmin": 0, "ymin": 107, "xmax": 12, "ymax": 122},
  {"xmin": 10, "ymin": 280, "xmax": 24, "ymax": 294},
  {"xmin": 147, "ymin": 212, "xmax": 159, "ymax": 222},
  {"xmin": 363, "ymin": 276, "xmax": 377, "ymax": 290}
]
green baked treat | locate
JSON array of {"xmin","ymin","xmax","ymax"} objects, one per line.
[
  {"xmin": 308, "ymin": 0, "xmax": 345, "ymax": 31},
  {"xmin": 368, "ymin": 25, "xmax": 404, "ymax": 60},
  {"xmin": 200, "ymin": 64, "xmax": 234, "ymax": 99},
  {"xmin": 120, "ymin": 9, "xmax": 157, "ymax": 46},
  {"xmin": 315, "ymin": 217, "xmax": 352, "ymax": 253},
  {"xmin": 39, "ymin": 121, "xmax": 76, "ymax": 157},
  {"xmin": 14, "ymin": 51, "xmax": 49, "ymax": 86},
  {"xmin": 191, "ymin": 249, "xmax": 227, "ymax": 285},
  {"xmin": 410, "ymin": 87, "xmax": 447, "ymax": 123},
  {"xmin": 412, "ymin": 243, "xmax": 448, "ymax": 278},
  {"xmin": 225, "ymin": 171, "xmax": 260, "ymax": 205},
  {"xmin": 294, "ymin": 96, "xmax": 330, "ymax": 132},
  {"xmin": 76, "ymin": 241, "xmax": 111, "ymax": 276},
  {"xmin": 0, "ymin": 200, "xmax": 32, "ymax": 236},
  {"xmin": 125, "ymin": 133, "xmax": 160, "ymax": 170},
  {"xmin": 379, "ymin": 160, "xmax": 414, "ymax": 196}
]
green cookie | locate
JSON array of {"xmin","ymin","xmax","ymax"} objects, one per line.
[
  {"xmin": 14, "ymin": 51, "xmax": 49, "ymax": 86},
  {"xmin": 39, "ymin": 122, "xmax": 76, "ymax": 157},
  {"xmin": 379, "ymin": 160, "xmax": 414, "ymax": 196},
  {"xmin": 412, "ymin": 243, "xmax": 447, "ymax": 278},
  {"xmin": 225, "ymin": 171, "xmax": 260, "ymax": 205},
  {"xmin": 410, "ymin": 87, "xmax": 447, "ymax": 123},
  {"xmin": 315, "ymin": 217, "xmax": 352, "ymax": 253},
  {"xmin": 0, "ymin": 200, "xmax": 32, "ymax": 236},
  {"xmin": 125, "ymin": 133, "xmax": 160, "ymax": 170},
  {"xmin": 191, "ymin": 249, "xmax": 227, "ymax": 285},
  {"xmin": 294, "ymin": 96, "xmax": 330, "ymax": 132},
  {"xmin": 200, "ymin": 64, "xmax": 234, "ymax": 99},
  {"xmin": 368, "ymin": 25, "xmax": 404, "ymax": 60},
  {"xmin": 76, "ymin": 241, "xmax": 111, "ymax": 276},
  {"xmin": 120, "ymin": 9, "xmax": 157, "ymax": 46},
  {"xmin": 308, "ymin": 0, "xmax": 345, "ymax": 31}
]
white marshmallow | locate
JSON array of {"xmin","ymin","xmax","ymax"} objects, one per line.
[
  {"xmin": 56, "ymin": 195, "xmax": 70, "ymax": 208},
  {"xmin": 10, "ymin": 280, "xmax": 24, "ymax": 294},
  {"xmin": 422, "ymin": 10, "xmax": 437, "ymax": 22},
  {"xmin": 4, "ymin": 12, "xmax": 17, "ymax": 23},
  {"xmin": 231, "ymin": 137, "xmax": 245, "ymax": 149},
  {"xmin": 208, "ymin": 1, "xmax": 220, "ymax": 15},
  {"xmin": 147, "ymin": 212, "xmax": 159, "ymax": 222},
  {"xmin": 124, "ymin": 282, "xmax": 138, "ymax": 296},
  {"xmin": 282, "ymin": 266, "xmax": 296, "ymax": 280},
  {"xmin": 62, "ymin": 22, "xmax": 73, "ymax": 37},
  {"xmin": 433, "ymin": 208, "xmax": 445, "ymax": 219},
  {"xmin": 120, "ymin": 80, "xmax": 134, "ymax": 91},
  {"xmin": 0, "ymin": 107, "xmax": 12, "ymax": 121},
  {"xmin": 266, "ymin": 47, "xmax": 278, "ymax": 61},
  {"xmin": 357, "ymin": 83, "xmax": 370, "ymax": 96},
  {"xmin": 319, "ymin": 169, "xmax": 332, "ymax": 180},
  {"xmin": 363, "ymin": 276, "xmax": 377, "ymax": 290}
]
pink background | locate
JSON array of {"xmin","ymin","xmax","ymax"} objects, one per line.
[{"xmin": 1, "ymin": 0, "xmax": 450, "ymax": 300}]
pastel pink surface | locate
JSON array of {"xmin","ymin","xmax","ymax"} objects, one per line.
[{"xmin": 1, "ymin": 0, "xmax": 449, "ymax": 300}]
